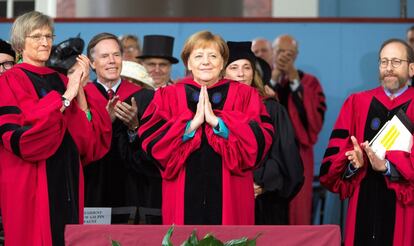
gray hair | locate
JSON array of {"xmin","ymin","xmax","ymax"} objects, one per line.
[{"xmin": 10, "ymin": 11, "xmax": 54, "ymax": 53}]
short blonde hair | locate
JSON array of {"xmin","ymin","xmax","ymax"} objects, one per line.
[
  {"xmin": 181, "ymin": 30, "xmax": 229, "ymax": 68},
  {"xmin": 11, "ymin": 11, "xmax": 54, "ymax": 53}
]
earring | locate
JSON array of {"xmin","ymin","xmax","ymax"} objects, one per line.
[{"xmin": 17, "ymin": 53, "xmax": 23, "ymax": 64}]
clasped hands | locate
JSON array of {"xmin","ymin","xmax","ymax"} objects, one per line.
[
  {"xmin": 272, "ymin": 51, "xmax": 299, "ymax": 83},
  {"xmin": 345, "ymin": 136, "xmax": 387, "ymax": 172},
  {"xmin": 187, "ymin": 85, "xmax": 219, "ymax": 133}
]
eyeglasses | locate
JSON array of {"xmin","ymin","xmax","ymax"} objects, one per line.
[
  {"xmin": 379, "ymin": 58, "xmax": 409, "ymax": 68},
  {"xmin": 123, "ymin": 46, "xmax": 138, "ymax": 53},
  {"xmin": 0, "ymin": 61, "xmax": 15, "ymax": 70},
  {"xmin": 26, "ymin": 34, "xmax": 55, "ymax": 42}
]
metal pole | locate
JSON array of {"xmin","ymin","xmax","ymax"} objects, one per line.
[
  {"xmin": 400, "ymin": 0, "xmax": 407, "ymax": 18},
  {"xmin": 6, "ymin": 0, "xmax": 14, "ymax": 18}
]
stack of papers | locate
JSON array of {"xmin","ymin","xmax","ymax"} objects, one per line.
[{"xmin": 369, "ymin": 110, "xmax": 414, "ymax": 160}]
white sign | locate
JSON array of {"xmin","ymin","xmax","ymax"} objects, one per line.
[{"xmin": 84, "ymin": 207, "xmax": 112, "ymax": 224}]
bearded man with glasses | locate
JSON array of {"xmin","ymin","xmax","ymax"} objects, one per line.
[
  {"xmin": 0, "ymin": 39, "xmax": 15, "ymax": 76},
  {"xmin": 320, "ymin": 38, "xmax": 414, "ymax": 246}
]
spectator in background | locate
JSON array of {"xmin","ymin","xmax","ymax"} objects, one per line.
[
  {"xmin": 224, "ymin": 41, "xmax": 303, "ymax": 225},
  {"xmin": 252, "ymin": 37, "xmax": 273, "ymax": 66},
  {"xmin": 121, "ymin": 60, "xmax": 155, "ymax": 89},
  {"xmin": 138, "ymin": 31, "xmax": 273, "ymax": 225},
  {"xmin": 0, "ymin": 11, "xmax": 112, "ymax": 246},
  {"xmin": 0, "ymin": 39, "xmax": 16, "ymax": 76},
  {"xmin": 407, "ymin": 25, "xmax": 414, "ymax": 50},
  {"xmin": 268, "ymin": 34, "xmax": 326, "ymax": 225},
  {"xmin": 83, "ymin": 33, "xmax": 155, "ymax": 219},
  {"xmin": 320, "ymin": 38, "xmax": 414, "ymax": 246},
  {"xmin": 119, "ymin": 34, "xmax": 141, "ymax": 63},
  {"xmin": 138, "ymin": 35, "xmax": 179, "ymax": 88}
]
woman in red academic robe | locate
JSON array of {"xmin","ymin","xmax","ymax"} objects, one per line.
[
  {"xmin": 138, "ymin": 31, "xmax": 273, "ymax": 225},
  {"xmin": 0, "ymin": 11, "xmax": 112, "ymax": 246}
]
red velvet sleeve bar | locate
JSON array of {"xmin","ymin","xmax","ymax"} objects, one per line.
[
  {"xmin": 0, "ymin": 69, "xmax": 66, "ymax": 162},
  {"xmin": 205, "ymin": 83, "xmax": 274, "ymax": 176},
  {"xmin": 319, "ymin": 95, "xmax": 365, "ymax": 200},
  {"xmin": 138, "ymin": 85, "xmax": 202, "ymax": 180},
  {"xmin": 75, "ymin": 83, "xmax": 112, "ymax": 165},
  {"xmin": 289, "ymin": 74, "xmax": 326, "ymax": 147}
]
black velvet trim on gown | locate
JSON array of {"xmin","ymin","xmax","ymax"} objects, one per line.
[
  {"xmin": 23, "ymin": 69, "xmax": 80, "ymax": 246},
  {"xmin": 183, "ymin": 83, "xmax": 229, "ymax": 225},
  {"xmin": 354, "ymin": 98, "xmax": 410, "ymax": 246}
]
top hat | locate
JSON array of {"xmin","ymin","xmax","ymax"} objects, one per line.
[
  {"xmin": 137, "ymin": 35, "xmax": 179, "ymax": 64},
  {"xmin": 47, "ymin": 36, "xmax": 84, "ymax": 74},
  {"xmin": 0, "ymin": 39, "xmax": 16, "ymax": 59},
  {"xmin": 226, "ymin": 41, "xmax": 256, "ymax": 68}
]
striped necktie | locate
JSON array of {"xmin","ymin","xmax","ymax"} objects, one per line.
[{"xmin": 107, "ymin": 89, "xmax": 115, "ymax": 100}]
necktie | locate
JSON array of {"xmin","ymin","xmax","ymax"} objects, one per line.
[{"xmin": 107, "ymin": 89, "xmax": 115, "ymax": 100}]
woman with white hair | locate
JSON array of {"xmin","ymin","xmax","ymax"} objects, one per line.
[{"xmin": 0, "ymin": 11, "xmax": 112, "ymax": 246}]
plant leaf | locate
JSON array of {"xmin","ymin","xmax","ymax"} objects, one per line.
[
  {"xmin": 223, "ymin": 237, "xmax": 248, "ymax": 246},
  {"xmin": 245, "ymin": 233, "xmax": 262, "ymax": 246},
  {"xmin": 111, "ymin": 240, "xmax": 122, "ymax": 246},
  {"xmin": 162, "ymin": 225, "xmax": 175, "ymax": 246},
  {"xmin": 223, "ymin": 233, "xmax": 261, "ymax": 246},
  {"xmin": 181, "ymin": 229, "xmax": 199, "ymax": 246},
  {"xmin": 197, "ymin": 233, "xmax": 224, "ymax": 246}
]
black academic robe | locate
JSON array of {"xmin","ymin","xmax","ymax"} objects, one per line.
[
  {"xmin": 254, "ymin": 98, "xmax": 304, "ymax": 225},
  {"xmin": 83, "ymin": 80, "xmax": 154, "ymax": 214}
]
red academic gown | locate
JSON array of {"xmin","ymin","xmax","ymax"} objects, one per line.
[
  {"xmin": 138, "ymin": 78, "xmax": 273, "ymax": 225},
  {"xmin": 320, "ymin": 86, "xmax": 414, "ymax": 246},
  {"xmin": 0, "ymin": 63, "xmax": 112, "ymax": 246},
  {"xmin": 274, "ymin": 70, "xmax": 326, "ymax": 225},
  {"xmin": 83, "ymin": 80, "xmax": 155, "ymax": 211}
]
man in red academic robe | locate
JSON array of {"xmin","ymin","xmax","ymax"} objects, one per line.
[
  {"xmin": 267, "ymin": 35, "xmax": 326, "ymax": 225},
  {"xmin": 320, "ymin": 39, "xmax": 414, "ymax": 246},
  {"xmin": 83, "ymin": 33, "xmax": 157, "ymax": 216}
]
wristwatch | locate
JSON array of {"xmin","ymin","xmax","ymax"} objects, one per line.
[{"xmin": 62, "ymin": 96, "xmax": 71, "ymax": 108}]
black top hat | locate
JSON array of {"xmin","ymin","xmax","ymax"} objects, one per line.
[
  {"xmin": 0, "ymin": 39, "xmax": 16, "ymax": 59},
  {"xmin": 137, "ymin": 35, "xmax": 179, "ymax": 64},
  {"xmin": 47, "ymin": 36, "xmax": 84, "ymax": 74},
  {"xmin": 226, "ymin": 41, "xmax": 256, "ymax": 68}
]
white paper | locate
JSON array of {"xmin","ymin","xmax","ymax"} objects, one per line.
[
  {"xmin": 83, "ymin": 207, "xmax": 112, "ymax": 224},
  {"xmin": 369, "ymin": 114, "xmax": 413, "ymax": 160}
]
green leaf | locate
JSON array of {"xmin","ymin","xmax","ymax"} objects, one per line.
[
  {"xmin": 197, "ymin": 233, "xmax": 224, "ymax": 246},
  {"xmin": 111, "ymin": 239, "xmax": 122, "ymax": 246},
  {"xmin": 223, "ymin": 237, "xmax": 248, "ymax": 246},
  {"xmin": 245, "ymin": 233, "xmax": 261, "ymax": 246},
  {"xmin": 162, "ymin": 225, "xmax": 175, "ymax": 246},
  {"xmin": 223, "ymin": 233, "xmax": 261, "ymax": 246},
  {"xmin": 180, "ymin": 229, "xmax": 199, "ymax": 246}
]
